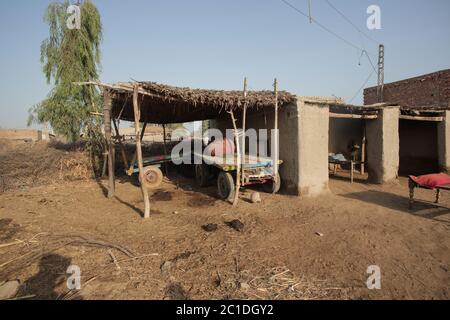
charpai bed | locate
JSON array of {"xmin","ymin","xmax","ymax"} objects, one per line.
[{"xmin": 408, "ymin": 173, "xmax": 450, "ymax": 209}]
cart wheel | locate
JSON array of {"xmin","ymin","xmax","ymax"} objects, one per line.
[
  {"xmin": 217, "ymin": 172, "xmax": 235, "ymax": 202},
  {"xmin": 195, "ymin": 164, "xmax": 210, "ymax": 187},
  {"xmin": 139, "ymin": 166, "xmax": 163, "ymax": 189},
  {"xmin": 263, "ymin": 173, "xmax": 281, "ymax": 194}
]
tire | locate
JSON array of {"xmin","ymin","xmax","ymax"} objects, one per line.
[
  {"xmin": 217, "ymin": 172, "xmax": 235, "ymax": 202},
  {"xmin": 195, "ymin": 164, "xmax": 210, "ymax": 187},
  {"xmin": 139, "ymin": 166, "xmax": 164, "ymax": 189},
  {"xmin": 263, "ymin": 173, "xmax": 281, "ymax": 194}
]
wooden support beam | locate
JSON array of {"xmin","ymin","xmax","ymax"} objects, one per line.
[
  {"xmin": 103, "ymin": 91, "xmax": 115, "ymax": 198},
  {"xmin": 127, "ymin": 122, "xmax": 147, "ymax": 176},
  {"xmin": 399, "ymin": 115, "xmax": 444, "ymax": 122},
  {"xmin": 112, "ymin": 119, "xmax": 129, "ymax": 170},
  {"xmin": 228, "ymin": 109, "xmax": 240, "ymax": 207},
  {"xmin": 361, "ymin": 123, "xmax": 366, "ymax": 175},
  {"xmin": 273, "ymin": 78, "xmax": 279, "ymax": 191},
  {"xmin": 133, "ymin": 85, "xmax": 151, "ymax": 219},
  {"xmin": 241, "ymin": 77, "xmax": 248, "ymax": 184},
  {"xmin": 162, "ymin": 124, "xmax": 169, "ymax": 176},
  {"xmin": 330, "ymin": 113, "xmax": 378, "ymax": 120}
]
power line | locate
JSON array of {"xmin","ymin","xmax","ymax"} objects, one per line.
[
  {"xmin": 349, "ymin": 69, "xmax": 375, "ymax": 104},
  {"xmin": 324, "ymin": 0, "xmax": 380, "ymax": 45},
  {"xmin": 279, "ymin": 0, "xmax": 379, "ymax": 103},
  {"xmin": 363, "ymin": 50, "xmax": 377, "ymax": 73},
  {"xmin": 279, "ymin": 0, "xmax": 376, "ymax": 56}
]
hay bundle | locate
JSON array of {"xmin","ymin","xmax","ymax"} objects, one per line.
[{"xmin": 0, "ymin": 141, "xmax": 93, "ymax": 192}]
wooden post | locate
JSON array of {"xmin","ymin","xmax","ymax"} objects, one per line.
[
  {"xmin": 241, "ymin": 77, "xmax": 248, "ymax": 185},
  {"xmin": 103, "ymin": 90, "xmax": 115, "ymax": 198},
  {"xmin": 228, "ymin": 109, "xmax": 241, "ymax": 206},
  {"xmin": 361, "ymin": 123, "xmax": 366, "ymax": 175},
  {"xmin": 273, "ymin": 78, "xmax": 280, "ymax": 191},
  {"xmin": 162, "ymin": 124, "xmax": 169, "ymax": 176},
  {"xmin": 113, "ymin": 119, "xmax": 129, "ymax": 169},
  {"xmin": 436, "ymin": 189, "xmax": 441, "ymax": 204},
  {"xmin": 127, "ymin": 122, "xmax": 147, "ymax": 176},
  {"xmin": 133, "ymin": 85, "xmax": 151, "ymax": 219},
  {"xmin": 351, "ymin": 161, "xmax": 355, "ymax": 184},
  {"xmin": 163, "ymin": 124, "xmax": 167, "ymax": 150},
  {"xmin": 409, "ymin": 179, "xmax": 415, "ymax": 210}
]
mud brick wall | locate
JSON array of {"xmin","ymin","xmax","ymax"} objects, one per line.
[
  {"xmin": 364, "ymin": 69, "xmax": 450, "ymax": 107},
  {"xmin": 366, "ymin": 107, "xmax": 400, "ymax": 184}
]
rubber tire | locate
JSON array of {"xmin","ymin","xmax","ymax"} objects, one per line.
[
  {"xmin": 217, "ymin": 172, "xmax": 235, "ymax": 202},
  {"xmin": 195, "ymin": 164, "xmax": 210, "ymax": 187},
  {"xmin": 263, "ymin": 173, "xmax": 281, "ymax": 194},
  {"xmin": 139, "ymin": 166, "xmax": 164, "ymax": 189}
]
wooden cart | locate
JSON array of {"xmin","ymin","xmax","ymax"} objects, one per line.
[
  {"xmin": 126, "ymin": 155, "xmax": 182, "ymax": 189},
  {"xmin": 193, "ymin": 153, "xmax": 283, "ymax": 202}
]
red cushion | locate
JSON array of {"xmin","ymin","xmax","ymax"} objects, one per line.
[
  {"xmin": 409, "ymin": 173, "xmax": 450, "ymax": 189},
  {"xmin": 204, "ymin": 138, "xmax": 235, "ymax": 157}
]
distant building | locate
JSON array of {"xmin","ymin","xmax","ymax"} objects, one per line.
[
  {"xmin": 364, "ymin": 69, "xmax": 450, "ymax": 176},
  {"xmin": 0, "ymin": 129, "xmax": 54, "ymax": 142},
  {"xmin": 364, "ymin": 69, "xmax": 450, "ymax": 108}
]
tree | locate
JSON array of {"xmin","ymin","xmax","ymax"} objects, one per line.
[{"xmin": 29, "ymin": 0, "xmax": 103, "ymax": 144}]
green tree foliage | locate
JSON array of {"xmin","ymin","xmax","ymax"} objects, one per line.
[{"xmin": 29, "ymin": 0, "xmax": 103, "ymax": 144}]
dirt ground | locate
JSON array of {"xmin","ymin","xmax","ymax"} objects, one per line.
[{"xmin": 0, "ymin": 142, "xmax": 449, "ymax": 300}]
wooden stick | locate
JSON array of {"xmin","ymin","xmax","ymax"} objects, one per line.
[
  {"xmin": 436, "ymin": 189, "xmax": 441, "ymax": 204},
  {"xmin": 108, "ymin": 249, "xmax": 121, "ymax": 270},
  {"xmin": 242, "ymin": 78, "xmax": 248, "ymax": 185},
  {"xmin": 113, "ymin": 119, "xmax": 129, "ymax": 169},
  {"xmin": 273, "ymin": 78, "xmax": 280, "ymax": 191},
  {"xmin": 127, "ymin": 122, "xmax": 147, "ymax": 176},
  {"xmin": 351, "ymin": 161, "xmax": 355, "ymax": 184},
  {"xmin": 0, "ymin": 240, "xmax": 25, "ymax": 249},
  {"xmin": 399, "ymin": 115, "xmax": 444, "ymax": 122},
  {"xmin": 330, "ymin": 113, "xmax": 378, "ymax": 120},
  {"xmin": 103, "ymin": 91, "xmax": 115, "ymax": 198},
  {"xmin": 228, "ymin": 109, "xmax": 241, "ymax": 206},
  {"xmin": 162, "ymin": 124, "xmax": 169, "ymax": 176},
  {"xmin": 409, "ymin": 179, "xmax": 415, "ymax": 210},
  {"xmin": 361, "ymin": 124, "xmax": 366, "ymax": 175},
  {"xmin": 133, "ymin": 85, "xmax": 151, "ymax": 218}
]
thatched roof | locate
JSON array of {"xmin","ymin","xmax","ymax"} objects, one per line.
[{"xmin": 94, "ymin": 81, "xmax": 295, "ymax": 124}]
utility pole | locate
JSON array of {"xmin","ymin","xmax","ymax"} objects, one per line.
[{"xmin": 377, "ymin": 44, "xmax": 385, "ymax": 103}]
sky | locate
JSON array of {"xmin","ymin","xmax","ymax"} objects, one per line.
[{"xmin": 0, "ymin": 0, "xmax": 449, "ymax": 129}]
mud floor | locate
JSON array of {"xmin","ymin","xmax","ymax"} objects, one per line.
[{"xmin": 0, "ymin": 143, "xmax": 449, "ymax": 300}]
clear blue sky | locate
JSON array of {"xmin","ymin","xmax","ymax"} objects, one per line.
[{"xmin": 0, "ymin": 0, "xmax": 449, "ymax": 128}]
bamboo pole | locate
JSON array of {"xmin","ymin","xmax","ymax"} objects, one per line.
[
  {"xmin": 228, "ymin": 109, "xmax": 241, "ymax": 207},
  {"xmin": 241, "ymin": 77, "xmax": 248, "ymax": 185},
  {"xmin": 273, "ymin": 78, "xmax": 279, "ymax": 192},
  {"xmin": 133, "ymin": 85, "xmax": 151, "ymax": 219},
  {"xmin": 113, "ymin": 119, "xmax": 129, "ymax": 169},
  {"xmin": 103, "ymin": 91, "xmax": 115, "ymax": 198}
]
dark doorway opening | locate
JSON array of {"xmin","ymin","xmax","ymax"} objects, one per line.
[{"xmin": 399, "ymin": 120, "xmax": 439, "ymax": 176}]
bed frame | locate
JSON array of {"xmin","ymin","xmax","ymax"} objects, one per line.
[{"xmin": 408, "ymin": 177, "xmax": 450, "ymax": 210}]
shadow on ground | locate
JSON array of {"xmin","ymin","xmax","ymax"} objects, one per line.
[
  {"xmin": 341, "ymin": 190, "xmax": 450, "ymax": 224},
  {"xmin": 18, "ymin": 254, "xmax": 79, "ymax": 300}
]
